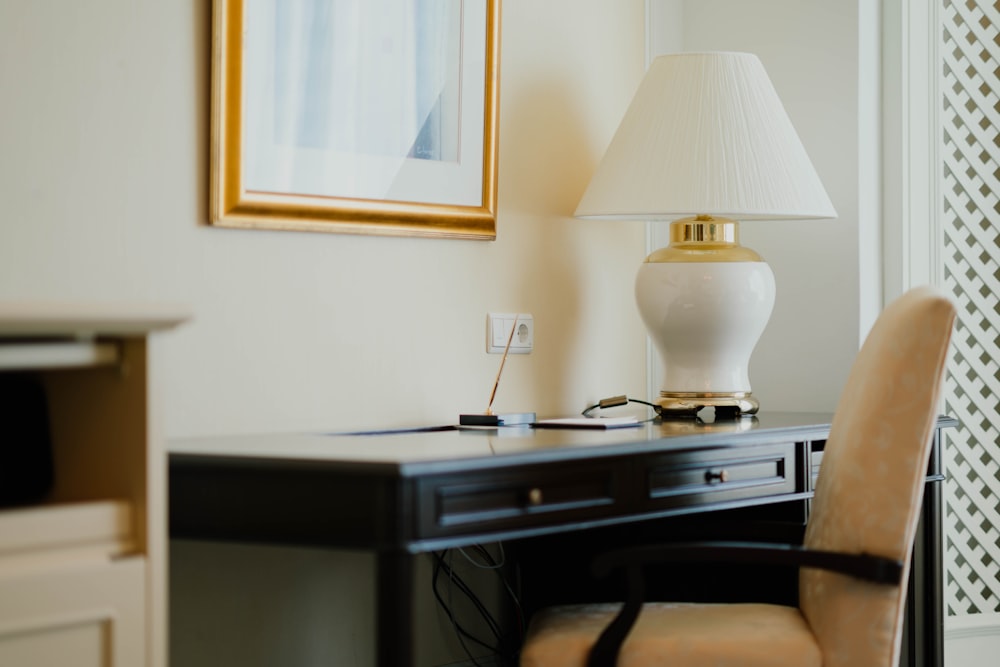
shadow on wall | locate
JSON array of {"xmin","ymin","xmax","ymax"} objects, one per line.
[
  {"xmin": 497, "ymin": 75, "xmax": 606, "ymax": 411},
  {"xmin": 169, "ymin": 539, "xmax": 510, "ymax": 666},
  {"xmin": 170, "ymin": 540, "xmax": 376, "ymax": 666}
]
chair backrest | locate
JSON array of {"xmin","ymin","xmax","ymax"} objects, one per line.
[{"xmin": 800, "ymin": 286, "xmax": 956, "ymax": 667}]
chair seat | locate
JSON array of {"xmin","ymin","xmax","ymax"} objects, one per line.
[{"xmin": 520, "ymin": 601, "xmax": 822, "ymax": 667}]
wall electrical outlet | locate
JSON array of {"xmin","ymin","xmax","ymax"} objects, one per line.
[{"xmin": 486, "ymin": 313, "xmax": 533, "ymax": 354}]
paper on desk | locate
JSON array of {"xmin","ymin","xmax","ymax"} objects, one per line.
[{"xmin": 532, "ymin": 416, "xmax": 641, "ymax": 429}]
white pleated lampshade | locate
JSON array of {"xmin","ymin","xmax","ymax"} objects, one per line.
[{"xmin": 575, "ymin": 52, "xmax": 837, "ymax": 221}]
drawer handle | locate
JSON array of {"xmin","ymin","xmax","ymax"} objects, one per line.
[
  {"xmin": 705, "ymin": 469, "xmax": 730, "ymax": 483},
  {"xmin": 527, "ymin": 487, "xmax": 544, "ymax": 506}
]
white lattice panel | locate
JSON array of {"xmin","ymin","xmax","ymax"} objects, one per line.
[{"xmin": 941, "ymin": 0, "xmax": 1000, "ymax": 617}]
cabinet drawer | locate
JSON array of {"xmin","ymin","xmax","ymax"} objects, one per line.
[
  {"xmin": 0, "ymin": 500, "xmax": 134, "ymax": 563},
  {"xmin": 416, "ymin": 463, "xmax": 619, "ymax": 538},
  {"xmin": 643, "ymin": 442, "xmax": 796, "ymax": 510},
  {"xmin": 0, "ymin": 556, "xmax": 145, "ymax": 666}
]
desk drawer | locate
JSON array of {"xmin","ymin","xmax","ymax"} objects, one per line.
[
  {"xmin": 416, "ymin": 463, "xmax": 619, "ymax": 538},
  {"xmin": 643, "ymin": 442, "xmax": 796, "ymax": 511},
  {"xmin": 811, "ymin": 446, "xmax": 824, "ymax": 489}
]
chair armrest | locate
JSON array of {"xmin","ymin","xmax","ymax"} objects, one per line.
[
  {"xmin": 585, "ymin": 541, "xmax": 903, "ymax": 667},
  {"xmin": 592, "ymin": 540, "xmax": 903, "ymax": 585}
]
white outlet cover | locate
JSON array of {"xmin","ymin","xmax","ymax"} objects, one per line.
[{"xmin": 487, "ymin": 313, "xmax": 533, "ymax": 354}]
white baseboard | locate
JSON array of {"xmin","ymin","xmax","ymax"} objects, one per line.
[
  {"xmin": 945, "ymin": 614, "xmax": 1000, "ymax": 666},
  {"xmin": 947, "ymin": 613, "xmax": 1000, "ymax": 638}
]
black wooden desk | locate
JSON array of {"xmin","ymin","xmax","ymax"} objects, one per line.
[{"xmin": 168, "ymin": 412, "xmax": 955, "ymax": 667}]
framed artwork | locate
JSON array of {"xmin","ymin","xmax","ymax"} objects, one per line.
[{"xmin": 210, "ymin": 0, "xmax": 501, "ymax": 239}]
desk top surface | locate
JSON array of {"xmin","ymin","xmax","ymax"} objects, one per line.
[{"xmin": 170, "ymin": 412, "xmax": 841, "ymax": 472}]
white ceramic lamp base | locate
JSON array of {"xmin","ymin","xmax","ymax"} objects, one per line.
[{"xmin": 635, "ymin": 259, "xmax": 775, "ymax": 417}]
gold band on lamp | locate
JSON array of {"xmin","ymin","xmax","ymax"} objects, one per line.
[
  {"xmin": 674, "ymin": 215, "xmax": 737, "ymax": 243},
  {"xmin": 646, "ymin": 217, "xmax": 766, "ymax": 264},
  {"xmin": 656, "ymin": 392, "xmax": 760, "ymax": 415}
]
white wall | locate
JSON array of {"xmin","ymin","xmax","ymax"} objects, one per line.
[
  {"xmin": 0, "ymin": 1, "xmax": 647, "ymax": 665},
  {"xmin": 0, "ymin": 0, "xmax": 648, "ymax": 438}
]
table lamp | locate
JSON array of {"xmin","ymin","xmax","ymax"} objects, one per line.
[{"xmin": 576, "ymin": 52, "xmax": 836, "ymax": 417}]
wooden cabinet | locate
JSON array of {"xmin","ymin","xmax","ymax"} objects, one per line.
[{"xmin": 0, "ymin": 305, "xmax": 185, "ymax": 667}]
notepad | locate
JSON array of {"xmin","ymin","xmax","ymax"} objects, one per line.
[{"xmin": 532, "ymin": 416, "xmax": 641, "ymax": 430}]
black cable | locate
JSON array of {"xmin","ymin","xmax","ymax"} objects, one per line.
[
  {"xmin": 432, "ymin": 552, "xmax": 499, "ymax": 645},
  {"xmin": 582, "ymin": 395, "xmax": 660, "ymax": 422},
  {"xmin": 431, "ymin": 551, "xmax": 501, "ymax": 660},
  {"xmin": 431, "ymin": 546, "xmax": 526, "ymax": 665},
  {"xmin": 460, "ymin": 543, "xmax": 504, "ymax": 569},
  {"xmin": 467, "ymin": 544, "xmax": 525, "ymax": 648},
  {"xmin": 437, "ymin": 551, "xmax": 504, "ymax": 641}
]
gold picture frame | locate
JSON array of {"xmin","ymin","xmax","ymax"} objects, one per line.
[{"xmin": 210, "ymin": 0, "xmax": 501, "ymax": 239}]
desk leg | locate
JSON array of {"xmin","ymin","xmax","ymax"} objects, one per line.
[
  {"xmin": 916, "ymin": 477, "xmax": 945, "ymax": 667},
  {"xmin": 377, "ymin": 550, "xmax": 414, "ymax": 667},
  {"xmin": 900, "ymin": 479, "xmax": 944, "ymax": 667}
]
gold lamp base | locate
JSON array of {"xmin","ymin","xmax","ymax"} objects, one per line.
[{"xmin": 655, "ymin": 392, "xmax": 760, "ymax": 418}]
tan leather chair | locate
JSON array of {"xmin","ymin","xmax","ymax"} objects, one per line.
[{"xmin": 520, "ymin": 286, "xmax": 956, "ymax": 667}]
